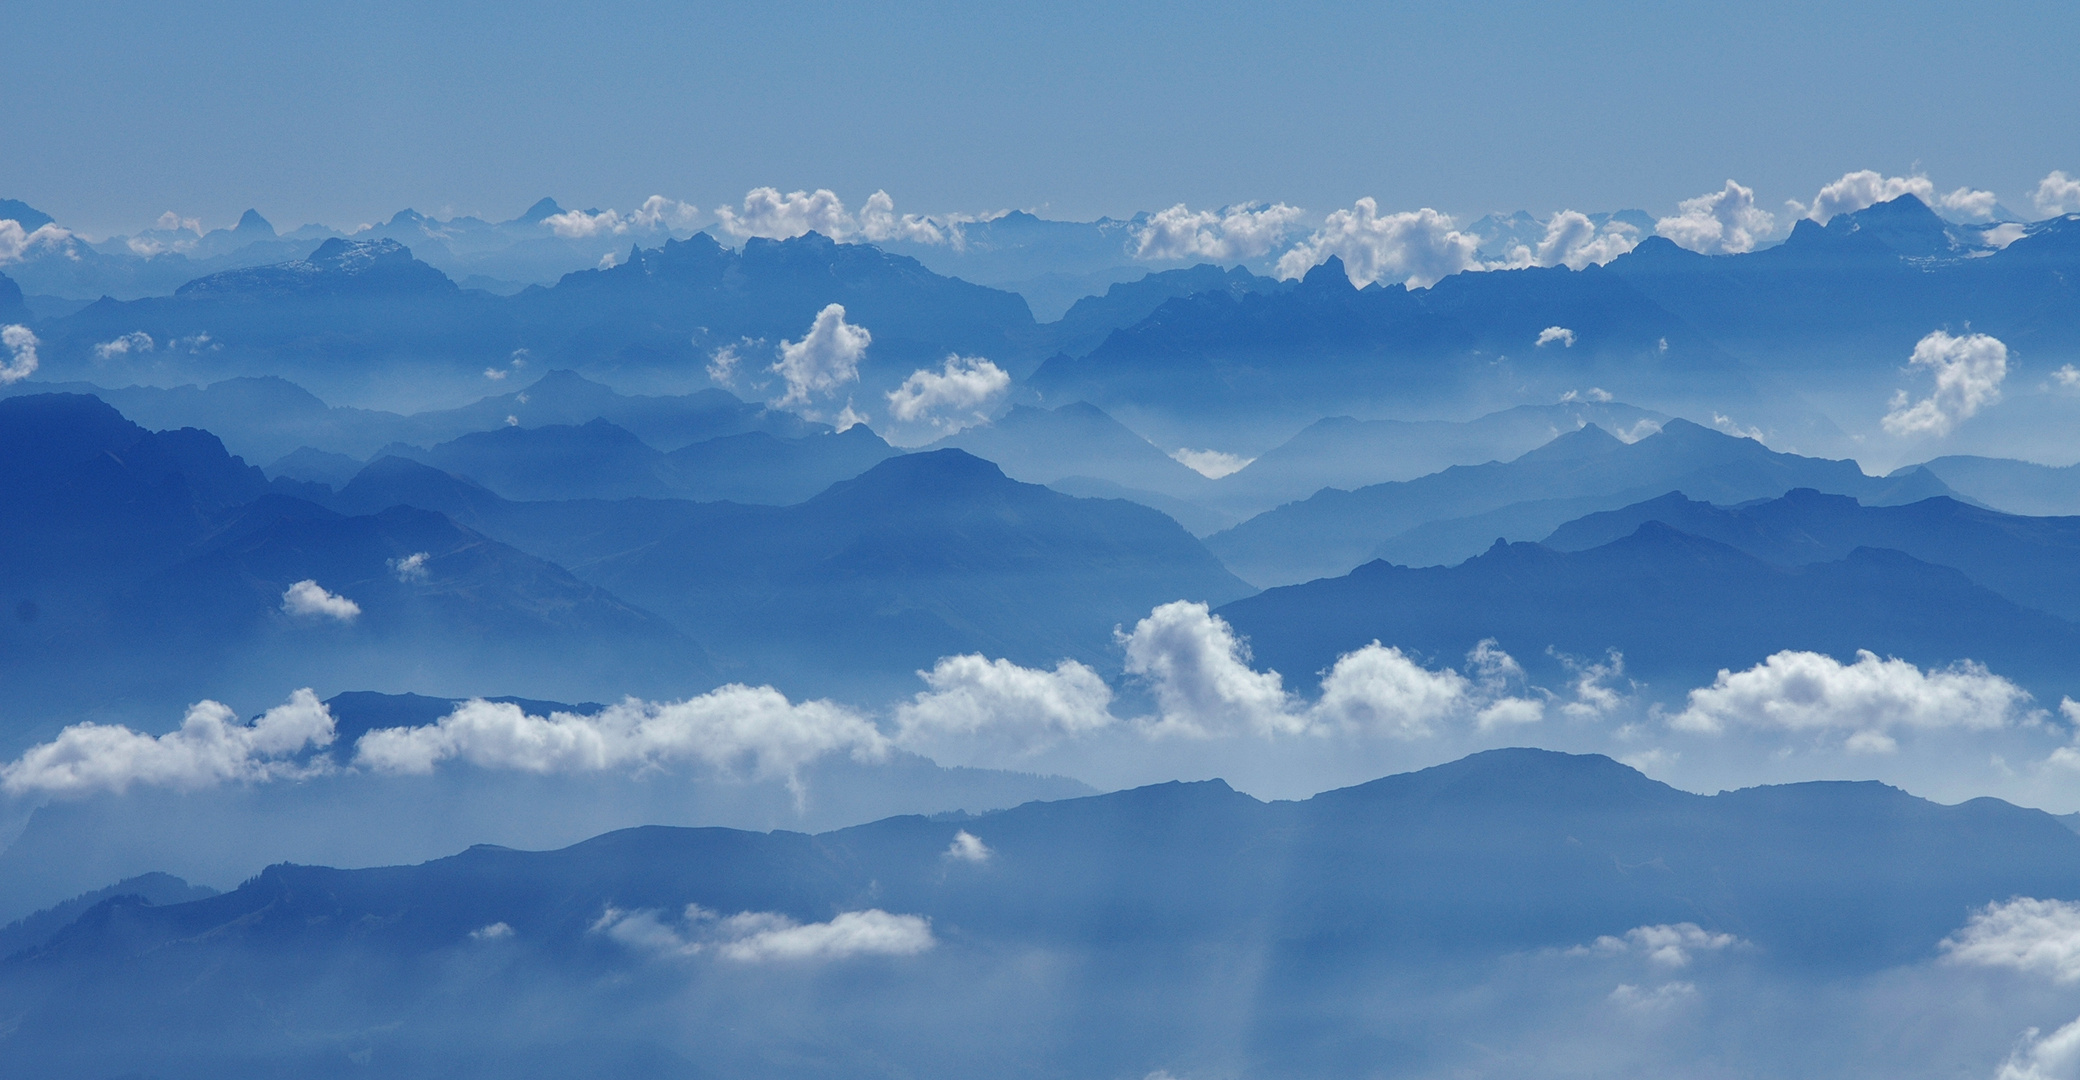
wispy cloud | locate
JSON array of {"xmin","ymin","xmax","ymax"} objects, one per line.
[{"xmin": 542, "ymin": 196, "xmax": 699, "ymax": 238}]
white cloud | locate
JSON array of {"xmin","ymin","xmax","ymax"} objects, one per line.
[
  {"xmin": 0, "ymin": 325, "xmax": 39, "ymax": 384},
  {"xmin": 714, "ymin": 187, "xmax": 854, "ymax": 241},
  {"xmin": 0, "ymin": 689, "xmax": 335, "ymax": 798},
  {"xmin": 858, "ymin": 191, "xmax": 946, "ymax": 245},
  {"xmin": 1506, "ymin": 211, "xmax": 1639, "ymax": 269},
  {"xmin": 772, "ymin": 303, "xmax": 870, "ymax": 407},
  {"xmin": 1803, "ymin": 170, "xmax": 1936, "ymax": 224},
  {"xmin": 1882, "ymin": 330, "xmax": 2009, "ymax": 438},
  {"xmin": 1134, "ymin": 202, "xmax": 1307, "ymax": 262},
  {"xmin": 945, "ymin": 830, "xmax": 991, "ymax": 863},
  {"xmin": 885, "ymin": 354, "xmax": 1010, "ymax": 432},
  {"xmin": 388, "ymin": 552, "xmax": 430, "ymax": 582},
  {"xmin": 483, "ymin": 367, "xmax": 508, "ymax": 380},
  {"xmin": 1939, "ymin": 186, "xmax": 1999, "ymax": 222},
  {"xmin": 1537, "ymin": 326, "xmax": 1577, "ymax": 348},
  {"xmin": 1578, "ymin": 923, "xmax": 1741, "ymax": 968},
  {"xmin": 1670, "ymin": 650, "xmax": 2032, "ymax": 745},
  {"xmin": 92, "ymin": 331, "xmax": 154, "ymax": 360},
  {"xmin": 895, "ymin": 655, "xmax": 1116, "ymax": 760},
  {"xmin": 1655, "ymin": 180, "xmax": 1776, "ymax": 254},
  {"xmin": 594, "ymin": 904, "xmax": 934, "ymax": 962},
  {"xmin": 351, "ymin": 687, "xmax": 889, "ymax": 789},
  {"xmin": 154, "ymin": 211, "xmax": 202, "ymax": 234},
  {"xmin": 1943, "ymin": 898, "xmax": 2080, "ymax": 983},
  {"xmin": 1313, "ymin": 642, "xmax": 1476, "ymax": 738},
  {"xmin": 2059, "ymin": 366, "xmax": 2080, "ymax": 389},
  {"xmin": 1608, "ymin": 982, "xmax": 1698, "ymax": 1011},
  {"xmin": 542, "ymin": 196, "xmax": 699, "ymax": 239},
  {"xmin": 281, "ymin": 579, "xmax": 361, "ymax": 621},
  {"xmin": 1120, "ymin": 601, "xmax": 1303, "ymax": 738},
  {"xmin": 706, "ymin": 344, "xmax": 741, "ymax": 387},
  {"xmin": 1169, "ymin": 448, "xmax": 1255, "ymax": 479},
  {"xmin": 1999, "ymin": 1014, "xmax": 2080, "ymax": 1080},
  {"xmin": 2034, "ymin": 171, "xmax": 2080, "ymax": 218},
  {"xmin": 1275, "ymin": 200, "xmax": 1480, "ymax": 288},
  {"xmin": 0, "ymin": 219, "xmax": 73, "ymax": 265},
  {"xmin": 470, "ymin": 922, "xmax": 514, "ymax": 941},
  {"xmin": 1118, "ymin": 603, "xmax": 1544, "ymax": 740}
]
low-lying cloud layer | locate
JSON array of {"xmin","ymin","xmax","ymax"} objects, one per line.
[
  {"xmin": 594, "ymin": 904, "xmax": 934, "ymax": 962},
  {"xmin": 1671, "ymin": 649, "xmax": 2032, "ymax": 754},
  {"xmin": 354, "ymin": 687, "xmax": 889, "ymax": 787},
  {"xmin": 1, "ymin": 689, "xmax": 335, "ymax": 797}
]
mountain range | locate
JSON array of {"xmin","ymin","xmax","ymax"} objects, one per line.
[{"xmin": 3, "ymin": 749, "xmax": 2075, "ymax": 1078}]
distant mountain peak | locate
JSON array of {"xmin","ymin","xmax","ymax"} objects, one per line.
[
  {"xmin": 233, "ymin": 209, "xmax": 274, "ymax": 235},
  {"xmin": 516, "ymin": 197, "xmax": 565, "ymax": 223}
]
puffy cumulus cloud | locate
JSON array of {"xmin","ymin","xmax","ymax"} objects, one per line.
[
  {"xmin": 895, "ymin": 655, "xmax": 1115, "ymax": 760},
  {"xmin": 1536, "ymin": 326, "xmax": 1577, "ymax": 348},
  {"xmin": 543, "ymin": 196, "xmax": 700, "ymax": 239},
  {"xmin": 1999, "ymin": 1015, "xmax": 2080, "ymax": 1080},
  {"xmin": 1669, "ymin": 649, "xmax": 2032, "ymax": 748},
  {"xmin": 1312, "ymin": 643, "xmax": 1477, "ymax": 738},
  {"xmin": 944, "ymin": 830, "xmax": 991, "ymax": 863},
  {"xmin": 1577, "ymin": 923, "xmax": 1741, "ymax": 968},
  {"xmin": 388, "ymin": 552, "xmax": 431, "ymax": 582},
  {"xmin": 0, "ymin": 219, "xmax": 73, "ymax": 265},
  {"xmin": 714, "ymin": 187, "xmax": 853, "ymax": 241},
  {"xmin": 858, "ymin": 190, "xmax": 947, "ymax": 245},
  {"xmin": 1505, "ymin": 211, "xmax": 1639, "ymax": 270},
  {"xmin": 1169, "ymin": 448, "xmax": 1255, "ymax": 479},
  {"xmin": 1655, "ymin": 180, "xmax": 1776, "ymax": 254},
  {"xmin": 1133, "ymin": 202, "xmax": 1307, "ymax": 262},
  {"xmin": 593, "ymin": 904, "xmax": 934, "ymax": 962},
  {"xmin": 1938, "ymin": 186, "xmax": 1999, "ymax": 222},
  {"xmin": 1802, "ymin": 170, "xmax": 1935, "ymax": 224},
  {"xmin": 885, "ymin": 354, "xmax": 1010, "ymax": 433},
  {"xmin": 351, "ymin": 687, "xmax": 889, "ymax": 790},
  {"xmin": 1, "ymin": 324, "xmax": 39, "ymax": 384},
  {"xmin": 281, "ymin": 579, "xmax": 360, "ymax": 621},
  {"xmin": 1, "ymin": 689, "xmax": 335, "ymax": 798},
  {"xmin": 93, "ymin": 331, "xmax": 154, "ymax": 359},
  {"xmin": 1121, "ymin": 601, "xmax": 1303, "ymax": 738},
  {"xmin": 1119, "ymin": 604, "xmax": 1545, "ymax": 740},
  {"xmin": 2036, "ymin": 171, "xmax": 2080, "ymax": 218},
  {"xmin": 1882, "ymin": 330, "xmax": 2009, "ymax": 438},
  {"xmin": 1275, "ymin": 201, "xmax": 1480, "ymax": 289},
  {"xmin": 772, "ymin": 303, "xmax": 870, "ymax": 408},
  {"xmin": 1942, "ymin": 898, "xmax": 2080, "ymax": 983}
]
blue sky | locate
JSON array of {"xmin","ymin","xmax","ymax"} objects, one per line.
[{"xmin": 6, "ymin": 0, "xmax": 2078, "ymax": 234}]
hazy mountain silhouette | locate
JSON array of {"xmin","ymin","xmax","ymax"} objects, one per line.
[
  {"xmin": 1543, "ymin": 487, "xmax": 2080, "ymax": 622},
  {"xmin": 589, "ymin": 449, "xmax": 1254, "ymax": 695},
  {"xmin": 1219, "ymin": 521, "xmax": 2080, "ymax": 694},
  {"xmin": 1207, "ymin": 419, "xmax": 1961, "ymax": 586},
  {"xmin": 8, "ymin": 749, "xmax": 2080, "ymax": 1077}
]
